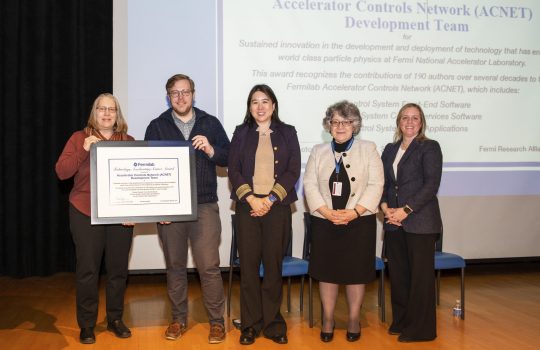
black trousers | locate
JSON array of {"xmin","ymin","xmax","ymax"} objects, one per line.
[
  {"xmin": 69, "ymin": 205, "xmax": 133, "ymax": 328},
  {"xmin": 235, "ymin": 202, "xmax": 291, "ymax": 337},
  {"xmin": 385, "ymin": 228, "xmax": 438, "ymax": 340}
]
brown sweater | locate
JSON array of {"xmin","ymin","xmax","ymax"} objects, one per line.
[
  {"xmin": 55, "ymin": 130, "xmax": 134, "ymax": 216},
  {"xmin": 252, "ymin": 129, "xmax": 274, "ymax": 195}
]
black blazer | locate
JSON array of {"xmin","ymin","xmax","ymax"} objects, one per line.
[
  {"xmin": 228, "ymin": 121, "xmax": 301, "ymax": 205},
  {"xmin": 381, "ymin": 138, "xmax": 443, "ymax": 234}
]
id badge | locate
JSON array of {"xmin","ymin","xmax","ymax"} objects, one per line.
[{"xmin": 332, "ymin": 181, "xmax": 342, "ymax": 196}]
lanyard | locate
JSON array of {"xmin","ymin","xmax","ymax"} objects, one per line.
[{"xmin": 331, "ymin": 138, "xmax": 354, "ymax": 175}]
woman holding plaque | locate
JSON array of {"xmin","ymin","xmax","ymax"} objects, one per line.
[
  {"xmin": 228, "ymin": 84, "xmax": 301, "ymax": 345},
  {"xmin": 55, "ymin": 93, "xmax": 134, "ymax": 344}
]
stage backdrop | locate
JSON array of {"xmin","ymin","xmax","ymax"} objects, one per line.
[
  {"xmin": 0, "ymin": 0, "xmax": 113, "ymax": 277},
  {"xmin": 113, "ymin": 0, "xmax": 540, "ymax": 270}
]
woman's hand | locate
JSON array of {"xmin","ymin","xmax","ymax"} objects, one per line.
[
  {"xmin": 382, "ymin": 206, "xmax": 401, "ymax": 226},
  {"xmin": 263, "ymin": 196, "xmax": 274, "ymax": 209},
  {"xmin": 317, "ymin": 207, "xmax": 335, "ymax": 221},
  {"xmin": 333, "ymin": 209, "xmax": 358, "ymax": 225},
  {"xmin": 385, "ymin": 207, "xmax": 408, "ymax": 226},
  {"xmin": 318, "ymin": 207, "xmax": 348, "ymax": 225},
  {"xmin": 246, "ymin": 195, "xmax": 270, "ymax": 217},
  {"xmin": 83, "ymin": 135, "xmax": 101, "ymax": 151}
]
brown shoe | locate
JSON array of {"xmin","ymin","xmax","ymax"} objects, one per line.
[
  {"xmin": 165, "ymin": 322, "xmax": 187, "ymax": 340},
  {"xmin": 208, "ymin": 323, "xmax": 226, "ymax": 344}
]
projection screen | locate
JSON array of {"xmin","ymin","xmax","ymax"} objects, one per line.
[{"xmin": 114, "ymin": 0, "xmax": 540, "ymax": 270}]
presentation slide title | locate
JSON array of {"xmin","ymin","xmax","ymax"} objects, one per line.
[{"xmin": 272, "ymin": 1, "xmax": 533, "ymax": 32}]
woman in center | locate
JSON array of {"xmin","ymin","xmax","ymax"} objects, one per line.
[
  {"xmin": 228, "ymin": 84, "xmax": 301, "ymax": 345},
  {"xmin": 304, "ymin": 100, "xmax": 384, "ymax": 342}
]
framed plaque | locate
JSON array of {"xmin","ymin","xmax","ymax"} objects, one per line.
[{"xmin": 90, "ymin": 140, "xmax": 197, "ymax": 224}]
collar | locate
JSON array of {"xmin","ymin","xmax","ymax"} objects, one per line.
[{"xmin": 172, "ymin": 108, "xmax": 196, "ymax": 124}]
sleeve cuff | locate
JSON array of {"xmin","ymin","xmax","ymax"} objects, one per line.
[
  {"xmin": 236, "ymin": 184, "xmax": 253, "ymax": 200},
  {"xmin": 271, "ymin": 183, "xmax": 287, "ymax": 201}
]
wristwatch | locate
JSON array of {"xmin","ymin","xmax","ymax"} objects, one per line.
[
  {"xmin": 403, "ymin": 205, "xmax": 413, "ymax": 214},
  {"xmin": 268, "ymin": 194, "xmax": 277, "ymax": 203}
]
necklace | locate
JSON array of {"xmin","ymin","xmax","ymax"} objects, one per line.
[{"xmin": 258, "ymin": 125, "xmax": 271, "ymax": 136}]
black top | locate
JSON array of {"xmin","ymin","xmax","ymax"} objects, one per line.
[{"xmin": 328, "ymin": 138, "xmax": 352, "ymax": 210}]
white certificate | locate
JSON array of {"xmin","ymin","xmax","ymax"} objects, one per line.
[
  {"xmin": 90, "ymin": 141, "xmax": 197, "ymax": 224},
  {"xmin": 109, "ymin": 158, "xmax": 180, "ymax": 205}
]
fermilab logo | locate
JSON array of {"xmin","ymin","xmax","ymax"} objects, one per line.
[{"xmin": 133, "ymin": 162, "xmax": 155, "ymax": 167}]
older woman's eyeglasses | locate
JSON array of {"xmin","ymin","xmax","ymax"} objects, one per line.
[
  {"xmin": 169, "ymin": 90, "xmax": 193, "ymax": 98},
  {"xmin": 96, "ymin": 106, "xmax": 117, "ymax": 113},
  {"xmin": 330, "ymin": 120, "xmax": 353, "ymax": 127}
]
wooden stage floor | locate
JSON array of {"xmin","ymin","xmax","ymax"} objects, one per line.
[{"xmin": 1, "ymin": 262, "xmax": 539, "ymax": 350}]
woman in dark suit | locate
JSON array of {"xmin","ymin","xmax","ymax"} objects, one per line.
[
  {"xmin": 380, "ymin": 102, "xmax": 443, "ymax": 342},
  {"xmin": 228, "ymin": 84, "xmax": 301, "ymax": 345}
]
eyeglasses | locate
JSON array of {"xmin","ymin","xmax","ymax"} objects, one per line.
[
  {"xmin": 96, "ymin": 106, "xmax": 117, "ymax": 113},
  {"xmin": 169, "ymin": 90, "xmax": 193, "ymax": 98},
  {"xmin": 330, "ymin": 120, "xmax": 353, "ymax": 127}
]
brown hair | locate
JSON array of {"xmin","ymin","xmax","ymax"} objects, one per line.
[{"xmin": 166, "ymin": 74, "xmax": 195, "ymax": 93}]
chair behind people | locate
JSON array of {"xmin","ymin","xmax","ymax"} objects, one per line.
[
  {"xmin": 227, "ymin": 214, "xmax": 312, "ymax": 322},
  {"xmin": 304, "ymin": 212, "xmax": 386, "ymax": 326},
  {"xmin": 434, "ymin": 227, "xmax": 466, "ymax": 319}
]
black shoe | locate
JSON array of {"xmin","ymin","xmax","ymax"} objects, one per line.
[
  {"xmin": 266, "ymin": 334, "xmax": 288, "ymax": 344},
  {"xmin": 346, "ymin": 330, "xmax": 361, "ymax": 342},
  {"xmin": 80, "ymin": 327, "xmax": 95, "ymax": 344},
  {"xmin": 320, "ymin": 330, "xmax": 334, "ymax": 342},
  {"xmin": 232, "ymin": 318, "xmax": 242, "ymax": 330},
  {"xmin": 388, "ymin": 324, "xmax": 401, "ymax": 335},
  {"xmin": 398, "ymin": 334, "xmax": 436, "ymax": 343},
  {"xmin": 107, "ymin": 319, "xmax": 132, "ymax": 338},
  {"xmin": 320, "ymin": 321, "xmax": 335, "ymax": 342},
  {"xmin": 239, "ymin": 327, "xmax": 259, "ymax": 345}
]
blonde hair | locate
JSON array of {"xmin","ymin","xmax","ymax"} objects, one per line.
[
  {"xmin": 393, "ymin": 103, "xmax": 428, "ymax": 143},
  {"xmin": 86, "ymin": 93, "xmax": 128, "ymax": 134}
]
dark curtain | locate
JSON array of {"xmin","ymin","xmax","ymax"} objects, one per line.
[{"xmin": 0, "ymin": 0, "xmax": 112, "ymax": 277}]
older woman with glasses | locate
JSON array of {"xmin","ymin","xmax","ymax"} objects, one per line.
[
  {"xmin": 304, "ymin": 100, "xmax": 383, "ymax": 343},
  {"xmin": 56, "ymin": 93, "xmax": 134, "ymax": 344}
]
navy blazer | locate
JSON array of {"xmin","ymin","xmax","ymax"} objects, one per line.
[
  {"xmin": 381, "ymin": 138, "xmax": 443, "ymax": 234},
  {"xmin": 228, "ymin": 121, "xmax": 301, "ymax": 205}
]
